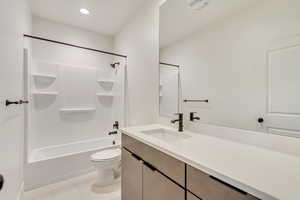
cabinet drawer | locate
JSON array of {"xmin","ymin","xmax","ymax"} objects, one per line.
[
  {"xmin": 142, "ymin": 142, "xmax": 185, "ymax": 186},
  {"xmin": 122, "ymin": 134, "xmax": 185, "ymax": 186},
  {"xmin": 143, "ymin": 163, "xmax": 185, "ymax": 200},
  {"xmin": 187, "ymin": 165, "xmax": 260, "ymax": 200},
  {"xmin": 122, "ymin": 134, "xmax": 144, "ymax": 157}
]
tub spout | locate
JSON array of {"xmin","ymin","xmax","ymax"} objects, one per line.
[{"xmin": 108, "ymin": 131, "xmax": 118, "ymax": 135}]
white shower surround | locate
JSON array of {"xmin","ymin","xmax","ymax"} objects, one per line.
[
  {"xmin": 27, "ymin": 56, "xmax": 124, "ymax": 150},
  {"xmin": 27, "ymin": 18, "xmax": 125, "ymax": 150}
]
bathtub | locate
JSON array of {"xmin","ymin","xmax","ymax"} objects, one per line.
[{"xmin": 25, "ymin": 137, "xmax": 120, "ymax": 191}]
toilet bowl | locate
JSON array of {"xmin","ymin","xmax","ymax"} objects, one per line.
[{"xmin": 90, "ymin": 148, "xmax": 121, "ymax": 186}]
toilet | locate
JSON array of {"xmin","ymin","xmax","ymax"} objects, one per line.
[{"xmin": 90, "ymin": 148, "xmax": 121, "ymax": 186}]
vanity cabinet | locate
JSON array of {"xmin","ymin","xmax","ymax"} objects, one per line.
[
  {"xmin": 122, "ymin": 134, "xmax": 185, "ymax": 200},
  {"xmin": 122, "ymin": 134, "xmax": 260, "ymax": 200},
  {"xmin": 122, "ymin": 146, "xmax": 184, "ymax": 200},
  {"xmin": 187, "ymin": 165, "xmax": 260, "ymax": 200},
  {"xmin": 122, "ymin": 134, "xmax": 185, "ymax": 186}
]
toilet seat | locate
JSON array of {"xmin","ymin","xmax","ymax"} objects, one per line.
[{"xmin": 91, "ymin": 148, "xmax": 121, "ymax": 162}]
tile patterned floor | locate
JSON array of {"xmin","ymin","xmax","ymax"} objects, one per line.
[{"xmin": 24, "ymin": 172, "xmax": 121, "ymax": 200}]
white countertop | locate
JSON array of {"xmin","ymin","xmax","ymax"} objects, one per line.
[{"xmin": 120, "ymin": 124, "xmax": 300, "ymax": 200}]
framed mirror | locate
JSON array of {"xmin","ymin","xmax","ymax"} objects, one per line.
[{"xmin": 159, "ymin": 0, "xmax": 300, "ymax": 138}]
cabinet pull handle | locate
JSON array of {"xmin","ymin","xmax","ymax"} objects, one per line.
[
  {"xmin": 144, "ymin": 161, "xmax": 157, "ymax": 172},
  {"xmin": 209, "ymin": 176, "xmax": 247, "ymax": 195},
  {"xmin": 131, "ymin": 153, "xmax": 142, "ymax": 161}
]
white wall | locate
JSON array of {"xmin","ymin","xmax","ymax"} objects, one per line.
[
  {"xmin": 113, "ymin": 0, "xmax": 161, "ymax": 126},
  {"xmin": 32, "ymin": 17, "xmax": 113, "ymax": 51},
  {"xmin": 0, "ymin": 0, "xmax": 31, "ymax": 199},
  {"xmin": 160, "ymin": 0, "xmax": 300, "ymax": 132},
  {"xmin": 27, "ymin": 17, "xmax": 124, "ymax": 151}
]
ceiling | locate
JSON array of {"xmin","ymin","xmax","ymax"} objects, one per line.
[
  {"xmin": 160, "ymin": 0, "xmax": 260, "ymax": 48},
  {"xmin": 29, "ymin": 0, "xmax": 147, "ymax": 36}
]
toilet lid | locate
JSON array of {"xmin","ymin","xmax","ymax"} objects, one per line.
[{"xmin": 91, "ymin": 149, "xmax": 121, "ymax": 161}]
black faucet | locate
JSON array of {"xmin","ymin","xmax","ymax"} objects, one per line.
[
  {"xmin": 171, "ymin": 113, "xmax": 184, "ymax": 132},
  {"xmin": 190, "ymin": 112, "xmax": 200, "ymax": 122}
]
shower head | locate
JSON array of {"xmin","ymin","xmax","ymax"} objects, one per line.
[{"xmin": 110, "ymin": 62, "xmax": 120, "ymax": 69}]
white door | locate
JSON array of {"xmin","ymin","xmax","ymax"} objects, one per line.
[
  {"xmin": 0, "ymin": 0, "xmax": 28, "ymax": 199},
  {"xmin": 267, "ymin": 39, "xmax": 300, "ymax": 138},
  {"xmin": 159, "ymin": 65, "xmax": 179, "ymax": 117}
]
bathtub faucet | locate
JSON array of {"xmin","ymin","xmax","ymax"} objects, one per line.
[
  {"xmin": 109, "ymin": 121, "xmax": 119, "ymax": 136},
  {"xmin": 108, "ymin": 131, "xmax": 118, "ymax": 135}
]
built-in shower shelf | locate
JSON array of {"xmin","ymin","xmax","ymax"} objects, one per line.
[
  {"xmin": 32, "ymin": 73, "xmax": 57, "ymax": 80},
  {"xmin": 32, "ymin": 91, "xmax": 59, "ymax": 96},
  {"xmin": 97, "ymin": 80, "xmax": 115, "ymax": 84},
  {"xmin": 96, "ymin": 93, "xmax": 114, "ymax": 97},
  {"xmin": 60, "ymin": 108, "xmax": 96, "ymax": 113}
]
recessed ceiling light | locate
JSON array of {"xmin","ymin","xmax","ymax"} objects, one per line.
[
  {"xmin": 187, "ymin": 0, "xmax": 209, "ymax": 10},
  {"xmin": 80, "ymin": 8, "xmax": 90, "ymax": 15}
]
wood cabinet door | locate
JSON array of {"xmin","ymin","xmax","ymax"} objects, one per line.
[
  {"xmin": 143, "ymin": 163, "xmax": 185, "ymax": 200},
  {"xmin": 187, "ymin": 192, "xmax": 201, "ymax": 200},
  {"xmin": 121, "ymin": 148, "xmax": 143, "ymax": 200}
]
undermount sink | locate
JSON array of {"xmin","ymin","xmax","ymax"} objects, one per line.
[{"xmin": 141, "ymin": 128, "xmax": 191, "ymax": 142}]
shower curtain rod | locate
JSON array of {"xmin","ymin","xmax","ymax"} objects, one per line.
[
  {"xmin": 159, "ymin": 62, "xmax": 180, "ymax": 68},
  {"xmin": 24, "ymin": 34, "xmax": 127, "ymax": 58}
]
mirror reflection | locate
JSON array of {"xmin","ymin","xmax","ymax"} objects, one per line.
[
  {"xmin": 159, "ymin": 62, "xmax": 180, "ymax": 117},
  {"xmin": 159, "ymin": 0, "xmax": 300, "ymax": 138}
]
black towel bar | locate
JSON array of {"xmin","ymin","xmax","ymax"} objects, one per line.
[{"xmin": 183, "ymin": 99, "xmax": 209, "ymax": 103}]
